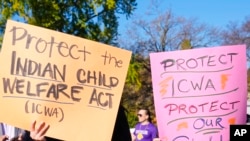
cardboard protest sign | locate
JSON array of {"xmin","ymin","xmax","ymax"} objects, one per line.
[
  {"xmin": 150, "ymin": 45, "xmax": 247, "ymax": 141},
  {"xmin": 0, "ymin": 20, "xmax": 131, "ymax": 140}
]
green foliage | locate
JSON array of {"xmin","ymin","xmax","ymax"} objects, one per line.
[
  {"xmin": 181, "ymin": 39, "xmax": 192, "ymax": 50},
  {"xmin": 122, "ymin": 55, "xmax": 157, "ymax": 127},
  {"xmin": 0, "ymin": 0, "xmax": 137, "ymax": 47},
  {"xmin": 126, "ymin": 55, "xmax": 143, "ymax": 90},
  {"xmin": 126, "ymin": 110, "xmax": 138, "ymax": 128}
]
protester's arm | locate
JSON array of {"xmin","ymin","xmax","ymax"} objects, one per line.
[
  {"xmin": 131, "ymin": 133, "xmax": 136, "ymax": 141},
  {"xmin": 29, "ymin": 120, "xmax": 50, "ymax": 141}
]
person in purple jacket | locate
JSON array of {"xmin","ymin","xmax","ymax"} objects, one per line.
[{"xmin": 132, "ymin": 107, "xmax": 158, "ymax": 141}]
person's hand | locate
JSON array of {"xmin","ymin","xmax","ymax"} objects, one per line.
[
  {"xmin": 30, "ymin": 120, "xmax": 50, "ymax": 141},
  {"xmin": 0, "ymin": 135, "xmax": 9, "ymax": 141},
  {"xmin": 131, "ymin": 133, "xmax": 136, "ymax": 141}
]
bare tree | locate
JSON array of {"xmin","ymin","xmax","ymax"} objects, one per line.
[
  {"xmin": 177, "ymin": 18, "xmax": 221, "ymax": 48},
  {"xmin": 221, "ymin": 16, "xmax": 250, "ymax": 62},
  {"xmin": 121, "ymin": 9, "xmax": 220, "ymax": 56}
]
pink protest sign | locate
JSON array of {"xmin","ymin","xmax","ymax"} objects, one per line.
[{"xmin": 150, "ymin": 45, "xmax": 247, "ymax": 141}]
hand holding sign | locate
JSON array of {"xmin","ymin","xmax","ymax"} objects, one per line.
[{"xmin": 30, "ymin": 120, "xmax": 50, "ymax": 141}]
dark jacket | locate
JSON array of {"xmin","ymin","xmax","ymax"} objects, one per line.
[{"xmin": 111, "ymin": 105, "xmax": 132, "ymax": 141}]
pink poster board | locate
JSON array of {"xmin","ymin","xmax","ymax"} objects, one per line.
[{"xmin": 150, "ymin": 45, "xmax": 247, "ymax": 141}]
